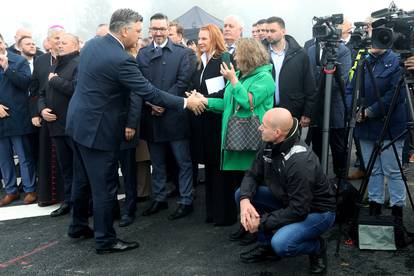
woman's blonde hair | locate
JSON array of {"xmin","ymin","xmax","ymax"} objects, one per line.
[{"xmin": 235, "ymin": 38, "xmax": 270, "ymax": 75}]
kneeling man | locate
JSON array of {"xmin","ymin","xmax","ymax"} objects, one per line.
[{"xmin": 236, "ymin": 108, "xmax": 336, "ymax": 274}]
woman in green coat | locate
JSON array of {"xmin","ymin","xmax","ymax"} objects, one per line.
[
  {"xmin": 201, "ymin": 38, "xmax": 275, "ymax": 170},
  {"xmin": 195, "ymin": 38, "xmax": 275, "ymax": 225}
]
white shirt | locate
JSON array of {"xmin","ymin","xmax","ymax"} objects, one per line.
[
  {"xmin": 153, "ymin": 39, "xmax": 168, "ymax": 49},
  {"xmin": 270, "ymin": 42, "xmax": 288, "ymax": 105},
  {"xmin": 27, "ymin": 58, "xmax": 34, "ymax": 73}
]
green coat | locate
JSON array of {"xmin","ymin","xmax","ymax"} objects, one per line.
[{"xmin": 207, "ymin": 64, "xmax": 275, "ymax": 171}]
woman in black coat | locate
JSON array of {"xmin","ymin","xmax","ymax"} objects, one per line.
[{"xmin": 189, "ymin": 24, "xmax": 241, "ymax": 226}]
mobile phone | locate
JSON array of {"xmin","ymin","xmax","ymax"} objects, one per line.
[{"xmin": 221, "ymin": 53, "xmax": 231, "ymax": 68}]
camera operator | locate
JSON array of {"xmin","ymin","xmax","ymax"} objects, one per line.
[
  {"xmin": 307, "ymin": 40, "xmax": 352, "ymax": 179},
  {"xmin": 346, "ymin": 19, "xmax": 373, "ymax": 180},
  {"xmin": 345, "ymin": 47, "xmax": 406, "ymax": 218}
]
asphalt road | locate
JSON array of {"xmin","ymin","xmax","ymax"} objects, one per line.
[{"xmin": 1, "ymin": 167, "xmax": 414, "ymax": 275}]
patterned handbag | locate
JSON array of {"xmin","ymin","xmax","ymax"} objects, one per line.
[{"xmin": 224, "ymin": 93, "xmax": 261, "ymax": 151}]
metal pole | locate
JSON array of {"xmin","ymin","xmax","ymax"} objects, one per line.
[{"xmin": 321, "ymin": 64, "xmax": 335, "ymax": 174}]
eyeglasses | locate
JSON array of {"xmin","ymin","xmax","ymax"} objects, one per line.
[{"xmin": 150, "ymin": 28, "xmax": 168, "ymax": 33}]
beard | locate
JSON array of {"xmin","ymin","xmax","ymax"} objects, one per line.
[
  {"xmin": 268, "ymin": 38, "xmax": 281, "ymax": 45},
  {"xmin": 22, "ymin": 51, "xmax": 36, "ymax": 58}
]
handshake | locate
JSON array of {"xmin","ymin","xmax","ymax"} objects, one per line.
[{"xmin": 186, "ymin": 90, "xmax": 208, "ymax": 115}]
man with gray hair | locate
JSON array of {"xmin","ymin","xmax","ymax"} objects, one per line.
[
  {"xmin": 66, "ymin": 8, "xmax": 205, "ymax": 254},
  {"xmin": 29, "ymin": 25, "xmax": 66, "ymax": 207},
  {"xmin": 223, "ymin": 15, "xmax": 243, "ymax": 55}
]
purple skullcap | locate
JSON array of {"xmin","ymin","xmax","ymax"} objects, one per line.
[{"xmin": 49, "ymin": 25, "xmax": 65, "ymax": 30}]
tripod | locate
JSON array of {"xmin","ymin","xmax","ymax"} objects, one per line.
[
  {"xmin": 343, "ymin": 51, "xmax": 414, "ymax": 252},
  {"xmin": 312, "ymin": 40, "xmax": 348, "ymax": 175},
  {"xmin": 356, "ymin": 66, "xmax": 414, "ymax": 211}
]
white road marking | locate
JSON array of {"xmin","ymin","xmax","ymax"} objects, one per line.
[{"xmin": 0, "ymin": 194, "xmax": 125, "ymax": 221}]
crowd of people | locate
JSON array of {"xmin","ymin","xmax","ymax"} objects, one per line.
[{"xmin": 1, "ymin": 7, "xmax": 414, "ymax": 274}]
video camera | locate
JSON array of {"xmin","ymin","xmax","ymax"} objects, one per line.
[
  {"xmin": 312, "ymin": 14, "xmax": 343, "ymax": 42},
  {"xmin": 349, "ymin": 22, "xmax": 372, "ymax": 49},
  {"xmin": 371, "ymin": 2, "xmax": 414, "ymax": 55}
]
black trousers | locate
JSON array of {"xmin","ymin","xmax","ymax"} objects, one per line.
[
  {"xmin": 69, "ymin": 141, "xmax": 119, "ymax": 249},
  {"xmin": 205, "ymin": 164, "xmax": 243, "ymax": 226},
  {"xmin": 119, "ymin": 148, "xmax": 137, "ymax": 217},
  {"xmin": 52, "ymin": 136, "xmax": 74, "ymax": 204},
  {"xmin": 310, "ymin": 127, "xmax": 347, "ymax": 178}
]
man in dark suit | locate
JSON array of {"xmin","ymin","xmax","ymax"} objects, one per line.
[
  {"xmin": 65, "ymin": 8, "xmax": 204, "ymax": 254},
  {"xmin": 138, "ymin": 13, "xmax": 194, "ymax": 220},
  {"xmin": 0, "ymin": 33, "xmax": 36, "ymax": 206}
]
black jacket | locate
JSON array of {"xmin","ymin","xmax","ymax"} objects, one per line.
[
  {"xmin": 38, "ymin": 51, "xmax": 79, "ymax": 137},
  {"xmin": 239, "ymin": 120, "xmax": 336, "ymax": 232},
  {"xmin": 189, "ymin": 53, "xmax": 232, "ymax": 165},
  {"xmin": 29, "ymin": 52, "xmax": 56, "ymax": 117},
  {"xmin": 266, "ymin": 35, "xmax": 316, "ymax": 119}
]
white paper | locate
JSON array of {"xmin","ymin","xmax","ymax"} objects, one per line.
[{"xmin": 205, "ymin": 76, "xmax": 225, "ymax": 94}]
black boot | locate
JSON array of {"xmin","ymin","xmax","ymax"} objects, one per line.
[
  {"xmin": 309, "ymin": 238, "xmax": 327, "ymax": 274},
  {"xmin": 391, "ymin": 205, "xmax": 406, "ymax": 248},
  {"xmin": 229, "ymin": 224, "xmax": 247, "ymax": 241},
  {"xmin": 369, "ymin": 201, "xmax": 382, "ymax": 216}
]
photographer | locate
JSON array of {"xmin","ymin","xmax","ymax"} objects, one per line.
[{"xmin": 345, "ymin": 47, "xmax": 406, "ymax": 217}]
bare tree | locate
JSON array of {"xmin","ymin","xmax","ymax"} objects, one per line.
[{"xmin": 75, "ymin": 0, "xmax": 112, "ymax": 41}]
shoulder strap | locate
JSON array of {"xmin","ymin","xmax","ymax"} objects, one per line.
[{"xmin": 235, "ymin": 92, "xmax": 254, "ymax": 113}]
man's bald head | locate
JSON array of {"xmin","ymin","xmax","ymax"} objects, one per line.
[
  {"xmin": 15, "ymin": 28, "xmax": 32, "ymax": 45},
  {"xmin": 260, "ymin": 108, "xmax": 294, "ymax": 143},
  {"xmin": 340, "ymin": 17, "xmax": 352, "ymax": 40},
  {"xmin": 266, "ymin": 108, "xmax": 293, "ymax": 132}
]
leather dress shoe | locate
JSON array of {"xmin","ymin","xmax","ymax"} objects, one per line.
[
  {"xmin": 23, "ymin": 192, "xmax": 37, "ymax": 204},
  {"xmin": 96, "ymin": 239, "xmax": 140, "ymax": 254},
  {"xmin": 119, "ymin": 215, "xmax": 135, "ymax": 227},
  {"xmin": 309, "ymin": 238, "xmax": 327, "ymax": 274},
  {"xmin": 142, "ymin": 201, "xmax": 168, "ymax": 216},
  {"xmin": 168, "ymin": 204, "xmax": 193, "ymax": 220},
  {"xmin": 68, "ymin": 227, "xmax": 94, "ymax": 239},
  {"xmin": 38, "ymin": 201, "xmax": 58, "ymax": 207},
  {"xmin": 0, "ymin": 193, "xmax": 20, "ymax": 207},
  {"xmin": 51, "ymin": 203, "xmax": 70, "ymax": 217},
  {"xmin": 240, "ymin": 244, "xmax": 281, "ymax": 263}
]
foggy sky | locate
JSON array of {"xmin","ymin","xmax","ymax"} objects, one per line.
[{"xmin": 1, "ymin": 0, "xmax": 413, "ymax": 47}]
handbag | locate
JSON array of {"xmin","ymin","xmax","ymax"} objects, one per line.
[{"xmin": 224, "ymin": 93, "xmax": 261, "ymax": 151}]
